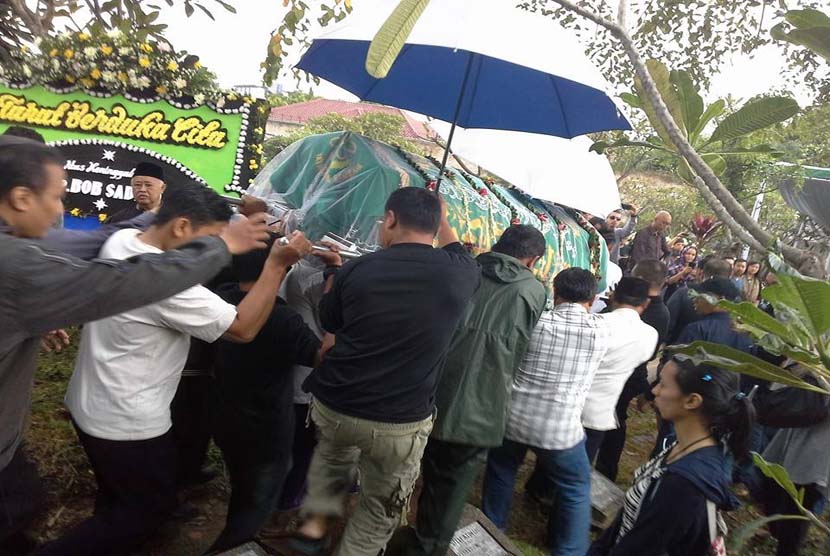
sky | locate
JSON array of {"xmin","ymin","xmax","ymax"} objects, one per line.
[{"xmin": 155, "ymin": 0, "xmax": 810, "ymax": 106}]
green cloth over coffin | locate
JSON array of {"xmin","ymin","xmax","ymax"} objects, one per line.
[{"xmin": 247, "ymin": 131, "xmax": 609, "ymax": 294}]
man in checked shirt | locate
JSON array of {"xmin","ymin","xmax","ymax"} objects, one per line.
[{"xmin": 481, "ymin": 267, "xmax": 612, "ymax": 556}]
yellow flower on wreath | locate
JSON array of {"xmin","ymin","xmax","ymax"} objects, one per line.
[
  {"xmin": 49, "ymin": 48, "xmax": 58, "ymax": 57},
  {"xmin": 99, "ymin": 214, "xmax": 108, "ymax": 222},
  {"xmin": 65, "ymin": 74, "xmax": 76, "ymax": 83},
  {"xmin": 194, "ymin": 61, "xmax": 202, "ymax": 69},
  {"xmin": 156, "ymin": 85, "xmax": 168, "ymax": 95},
  {"xmin": 64, "ymin": 49, "xmax": 74, "ymax": 59},
  {"xmin": 100, "ymin": 45, "xmax": 113, "ymax": 56},
  {"xmin": 80, "ymin": 78, "xmax": 94, "ymax": 88},
  {"xmin": 140, "ymin": 43, "xmax": 153, "ymax": 53},
  {"xmin": 138, "ymin": 56, "xmax": 151, "ymax": 68},
  {"xmin": 70, "ymin": 208, "xmax": 81, "ymax": 217},
  {"xmin": 117, "ymin": 72, "xmax": 128, "ymax": 83},
  {"xmin": 78, "ymin": 32, "xmax": 91, "ymax": 42},
  {"xmin": 90, "ymin": 69, "xmax": 102, "ymax": 80},
  {"xmin": 166, "ymin": 61, "xmax": 178, "ymax": 72}
]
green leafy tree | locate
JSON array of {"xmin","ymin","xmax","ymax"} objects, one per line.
[
  {"xmin": 591, "ymin": 60, "xmax": 799, "ymax": 185},
  {"xmin": 267, "ymin": 90, "xmax": 317, "ymax": 107},
  {"xmin": 263, "ymin": 0, "xmax": 352, "ymax": 86},
  {"xmin": 772, "ymin": 7, "xmax": 830, "ymax": 100},
  {"xmin": 779, "ymin": 104, "xmax": 830, "ymax": 167},
  {"xmin": 262, "ymin": 111, "xmax": 424, "ymax": 161},
  {"xmin": 1, "ymin": 0, "xmax": 236, "ymax": 63}
]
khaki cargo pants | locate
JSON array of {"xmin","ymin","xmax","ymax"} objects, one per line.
[{"xmin": 301, "ymin": 400, "xmax": 433, "ymax": 556}]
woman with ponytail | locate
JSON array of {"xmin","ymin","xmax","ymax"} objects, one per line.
[{"xmin": 589, "ymin": 356, "xmax": 755, "ymax": 556}]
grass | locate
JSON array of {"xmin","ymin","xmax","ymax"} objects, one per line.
[{"xmin": 26, "ymin": 334, "xmax": 830, "ymax": 555}]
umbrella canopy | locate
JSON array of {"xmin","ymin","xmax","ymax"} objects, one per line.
[
  {"xmin": 431, "ymin": 120, "xmax": 621, "ymax": 218},
  {"xmin": 778, "ymin": 164, "xmax": 830, "ymax": 232},
  {"xmin": 296, "ymin": 0, "xmax": 630, "ymax": 138}
]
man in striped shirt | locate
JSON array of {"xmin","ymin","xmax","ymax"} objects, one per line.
[{"xmin": 482, "ymin": 268, "xmax": 611, "ymax": 556}]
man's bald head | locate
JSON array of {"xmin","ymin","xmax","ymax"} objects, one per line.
[{"xmin": 653, "ymin": 211, "xmax": 672, "ymax": 233}]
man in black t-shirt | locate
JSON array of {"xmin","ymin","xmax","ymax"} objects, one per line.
[
  {"xmin": 294, "ymin": 188, "xmax": 480, "ymax": 556},
  {"xmin": 206, "ymin": 239, "xmax": 331, "ymax": 554}
]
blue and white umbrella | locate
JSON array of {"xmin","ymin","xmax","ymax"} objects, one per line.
[{"xmin": 296, "ymin": 0, "xmax": 631, "ymax": 177}]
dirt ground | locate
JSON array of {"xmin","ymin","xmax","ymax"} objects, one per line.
[{"xmin": 26, "ymin": 339, "xmax": 830, "ymax": 556}]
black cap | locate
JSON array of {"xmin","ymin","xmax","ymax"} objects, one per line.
[
  {"xmin": 698, "ymin": 277, "xmax": 741, "ymax": 301},
  {"xmin": 134, "ymin": 161, "xmax": 164, "ymax": 181}
]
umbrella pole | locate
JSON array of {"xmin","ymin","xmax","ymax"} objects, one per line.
[{"xmin": 435, "ymin": 56, "xmax": 474, "ymax": 193}]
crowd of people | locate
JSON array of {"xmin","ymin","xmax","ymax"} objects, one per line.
[{"xmin": 0, "ymin": 132, "xmax": 828, "ymax": 556}]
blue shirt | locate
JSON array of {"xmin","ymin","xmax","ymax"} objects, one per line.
[{"xmin": 676, "ymin": 311, "xmax": 752, "ymax": 353}]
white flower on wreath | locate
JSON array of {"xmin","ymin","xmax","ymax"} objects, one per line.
[
  {"xmin": 107, "ymin": 29, "xmax": 124, "ymax": 39},
  {"xmin": 33, "ymin": 37, "xmax": 42, "ymax": 48},
  {"xmin": 101, "ymin": 70, "xmax": 116, "ymax": 82},
  {"xmin": 137, "ymin": 76, "xmax": 151, "ymax": 88},
  {"xmin": 174, "ymin": 78, "xmax": 187, "ymax": 89},
  {"xmin": 119, "ymin": 47, "xmax": 131, "ymax": 56},
  {"xmin": 22, "ymin": 65, "xmax": 32, "ymax": 78},
  {"xmin": 216, "ymin": 97, "xmax": 226, "ymax": 108},
  {"xmin": 129, "ymin": 76, "xmax": 141, "ymax": 88},
  {"xmin": 193, "ymin": 93, "xmax": 206, "ymax": 105},
  {"xmin": 157, "ymin": 42, "xmax": 171, "ymax": 53},
  {"xmin": 84, "ymin": 46, "xmax": 97, "ymax": 59},
  {"xmin": 60, "ymin": 31, "xmax": 72, "ymax": 40}
]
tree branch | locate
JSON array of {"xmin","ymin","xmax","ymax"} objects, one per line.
[
  {"xmin": 8, "ymin": 0, "xmax": 46, "ymax": 37},
  {"xmin": 616, "ymin": 0, "xmax": 628, "ymax": 31},
  {"xmin": 546, "ymin": 0, "xmax": 811, "ymax": 268}
]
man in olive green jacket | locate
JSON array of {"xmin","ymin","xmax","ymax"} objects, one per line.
[{"xmin": 404, "ymin": 225, "xmax": 547, "ymax": 556}]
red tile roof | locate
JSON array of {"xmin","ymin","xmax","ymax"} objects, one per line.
[{"xmin": 268, "ymin": 98, "xmax": 432, "ymax": 140}]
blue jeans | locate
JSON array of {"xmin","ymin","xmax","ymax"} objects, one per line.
[{"xmin": 483, "ymin": 438, "xmax": 591, "ymax": 556}]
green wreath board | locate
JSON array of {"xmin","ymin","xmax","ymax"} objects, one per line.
[{"xmin": 0, "ymin": 31, "xmax": 266, "ymax": 224}]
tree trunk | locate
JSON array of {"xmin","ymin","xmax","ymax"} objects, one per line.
[
  {"xmin": 8, "ymin": 0, "xmax": 48, "ymax": 38},
  {"xmin": 548, "ymin": 0, "xmax": 812, "ymax": 270}
]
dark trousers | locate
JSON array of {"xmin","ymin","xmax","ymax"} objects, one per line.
[
  {"xmin": 171, "ymin": 372, "xmax": 213, "ymax": 485},
  {"xmin": 403, "ymin": 438, "xmax": 486, "ymax": 556},
  {"xmin": 278, "ymin": 404, "xmax": 317, "ymax": 511},
  {"xmin": 759, "ymin": 477, "xmax": 826, "ymax": 556},
  {"xmin": 584, "ymin": 429, "xmax": 604, "ymax": 464},
  {"xmin": 0, "ymin": 445, "xmax": 44, "ymax": 548},
  {"xmin": 36, "ymin": 426, "xmax": 177, "ymax": 556},
  {"xmin": 596, "ymin": 370, "xmax": 649, "ymax": 481},
  {"xmin": 207, "ymin": 452, "xmax": 292, "ymax": 554}
]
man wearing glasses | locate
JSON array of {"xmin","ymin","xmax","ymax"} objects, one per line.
[
  {"xmin": 106, "ymin": 162, "xmax": 166, "ymax": 224},
  {"xmin": 598, "ymin": 205, "xmax": 638, "ymax": 264}
]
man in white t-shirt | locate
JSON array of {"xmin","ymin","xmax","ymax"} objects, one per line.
[
  {"xmin": 582, "ymin": 277, "xmax": 659, "ymax": 462},
  {"xmin": 40, "ymin": 183, "xmax": 312, "ymax": 556}
]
